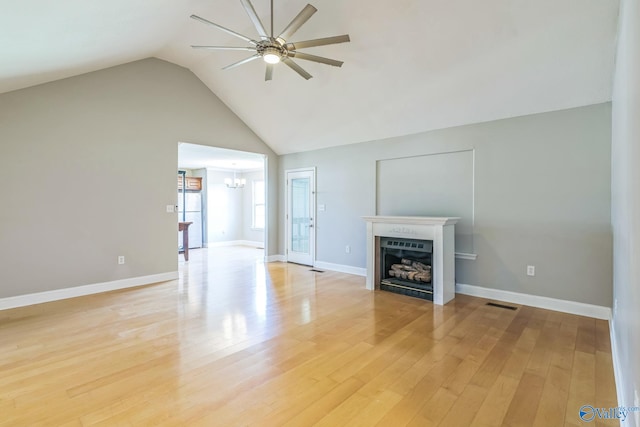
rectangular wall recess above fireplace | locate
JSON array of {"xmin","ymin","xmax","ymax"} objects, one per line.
[{"xmin": 363, "ymin": 216, "xmax": 459, "ymax": 305}]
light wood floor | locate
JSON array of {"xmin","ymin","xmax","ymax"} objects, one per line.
[{"xmin": 0, "ymin": 247, "xmax": 617, "ymax": 426}]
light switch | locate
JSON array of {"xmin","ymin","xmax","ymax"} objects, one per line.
[
  {"xmin": 318, "ymin": 204, "xmax": 326, "ymax": 211},
  {"xmin": 166, "ymin": 205, "xmax": 175, "ymax": 213}
]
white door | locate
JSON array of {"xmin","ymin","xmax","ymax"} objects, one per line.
[{"xmin": 286, "ymin": 169, "xmax": 315, "ymax": 266}]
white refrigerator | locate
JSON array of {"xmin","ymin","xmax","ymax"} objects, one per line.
[{"xmin": 178, "ymin": 191, "xmax": 203, "ymax": 249}]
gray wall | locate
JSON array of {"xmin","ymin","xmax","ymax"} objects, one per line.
[
  {"xmin": 280, "ymin": 103, "xmax": 612, "ymax": 306},
  {"xmin": 0, "ymin": 58, "xmax": 278, "ymax": 298},
  {"xmin": 611, "ymin": 0, "xmax": 640, "ymax": 417}
]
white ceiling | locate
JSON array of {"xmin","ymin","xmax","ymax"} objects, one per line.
[
  {"xmin": 178, "ymin": 142, "xmax": 265, "ymax": 170},
  {"xmin": 0, "ymin": 0, "xmax": 619, "ymax": 155}
]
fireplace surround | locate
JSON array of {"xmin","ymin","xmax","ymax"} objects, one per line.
[{"xmin": 363, "ymin": 216, "xmax": 459, "ymax": 305}]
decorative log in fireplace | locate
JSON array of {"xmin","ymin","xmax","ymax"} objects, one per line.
[{"xmin": 389, "ymin": 260, "xmax": 431, "ymax": 282}]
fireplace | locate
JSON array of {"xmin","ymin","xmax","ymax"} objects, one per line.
[
  {"xmin": 380, "ymin": 237, "xmax": 434, "ymax": 300},
  {"xmin": 363, "ymin": 216, "xmax": 459, "ymax": 305}
]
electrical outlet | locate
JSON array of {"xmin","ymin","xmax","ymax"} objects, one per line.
[
  {"xmin": 345, "ymin": 245, "xmax": 351, "ymax": 254},
  {"xmin": 527, "ymin": 265, "xmax": 535, "ymax": 276},
  {"xmin": 118, "ymin": 256, "xmax": 125, "ymax": 265}
]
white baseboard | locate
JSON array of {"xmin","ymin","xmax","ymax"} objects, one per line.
[
  {"xmin": 455, "ymin": 283, "xmax": 611, "ymax": 320},
  {"xmin": 0, "ymin": 272, "xmax": 179, "ymax": 311},
  {"xmin": 206, "ymin": 241, "xmax": 237, "ymax": 247},
  {"xmin": 608, "ymin": 316, "xmax": 625, "ymax": 408},
  {"xmin": 238, "ymin": 240, "xmax": 264, "ymax": 248},
  {"xmin": 262, "ymin": 257, "xmax": 366, "ymax": 276},
  {"xmin": 455, "ymin": 252, "xmax": 478, "ymax": 260},
  {"xmin": 313, "ymin": 261, "xmax": 367, "ymax": 277},
  {"xmin": 207, "ymin": 240, "xmax": 264, "ymax": 248}
]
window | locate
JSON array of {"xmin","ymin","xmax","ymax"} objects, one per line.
[{"xmin": 252, "ymin": 180, "xmax": 265, "ymax": 229}]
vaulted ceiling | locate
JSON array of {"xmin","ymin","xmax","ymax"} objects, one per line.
[{"xmin": 0, "ymin": 0, "xmax": 619, "ymax": 155}]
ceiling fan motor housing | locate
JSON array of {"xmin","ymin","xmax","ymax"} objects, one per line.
[{"xmin": 257, "ymin": 40, "xmax": 288, "ymax": 63}]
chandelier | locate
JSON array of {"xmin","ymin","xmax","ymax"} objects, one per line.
[{"xmin": 224, "ymin": 170, "xmax": 246, "ymax": 189}]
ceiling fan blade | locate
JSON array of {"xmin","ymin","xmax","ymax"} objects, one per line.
[
  {"xmin": 265, "ymin": 64, "xmax": 274, "ymax": 81},
  {"xmin": 288, "ymin": 51, "xmax": 343, "ymax": 67},
  {"xmin": 277, "ymin": 4, "xmax": 317, "ymax": 42},
  {"xmin": 191, "ymin": 46, "xmax": 256, "ymax": 51},
  {"xmin": 190, "ymin": 15, "xmax": 257, "ymax": 45},
  {"xmin": 240, "ymin": 0, "xmax": 269, "ymax": 40},
  {"xmin": 282, "ymin": 58, "xmax": 312, "ymax": 80},
  {"xmin": 285, "ymin": 35, "xmax": 350, "ymax": 50},
  {"xmin": 222, "ymin": 54, "xmax": 261, "ymax": 70}
]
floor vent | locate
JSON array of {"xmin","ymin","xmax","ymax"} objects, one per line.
[
  {"xmin": 310, "ymin": 269, "xmax": 325, "ymax": 273},
  {"xmin": 486, "ymin": 302, "xmax": 518, "ymax": 310}
]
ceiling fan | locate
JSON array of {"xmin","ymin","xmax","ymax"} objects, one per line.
[{"xmin": 190, "ymin": 0, "xmax": 350, "ymax": 81}]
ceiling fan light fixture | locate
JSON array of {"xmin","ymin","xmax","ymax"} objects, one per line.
[
  {"xmin": 262, "ymin": 47, "xmax": 282, "ymax": 64},
  {"xmin": 263, "ymin": 53, "xmax": 281, "ymax": 64}
]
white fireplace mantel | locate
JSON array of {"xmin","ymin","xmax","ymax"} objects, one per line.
[{"xmin": 363, "ymin": 216, "xmax": 459, "ymax": 305}]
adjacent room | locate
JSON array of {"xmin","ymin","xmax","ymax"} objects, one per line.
[
  {"xmin": 177, "ymin": 142, "xmax": 266, "ymax": 261},
  {"xmin": 1, "ymin": 0, "xmax": 639, "ymax": 425}
]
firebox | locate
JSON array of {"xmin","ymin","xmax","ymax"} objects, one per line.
[{"xmin": 379, "ymin": 236, "xmax": 434, "ymax": 300}]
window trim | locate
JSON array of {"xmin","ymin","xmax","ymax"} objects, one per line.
[{"xmin": 251, "ymin": 179, "xmax": 265, "ymax": 230}]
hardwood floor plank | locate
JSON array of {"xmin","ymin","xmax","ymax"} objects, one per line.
[
  {"xmin": 525, "ymin": 326, "xmax": 557, "ymax": 378},
  {"xmin": 531, "ymin": 365, "xmax": 571, "ymax": 427},
  {"xmin": 469, "ymin": 340, "xmax": 513, "ymax": 389},
  {"xmin": 328, "ymin": 329, "xmax": 413, "ymax": 384},
  {"xmin": 595, "ymin": 319, "xmax": 612, "ymax": 353},
  {"xmin": 375, "ymin": 372, "xmax": 444, "ymax": 426},
  {"xmin": 501, "ymin": 372, "xmax": 546, "ymax": 427},
  {"xmin": 438, "ymin": 384, "xmax": 489, "ymax": 427},
  {"xmin": 343, "ymin": 390, "xmax": 403, "ymax": 427},
  {"xmin": 407, "ymin": 386, "xmax": 458, "ymax": 426},
  {"xmin": 595, "ymin": 350, "xmax": 619, "ymax": 426},
  {"xmin": 470, "ymin": 374, "xmax": 520, "ymax": 427},
  {"xmin": 500, "ymin": 347, "xmax": 531, "ymax": 381},
  {"xmin": 575, "ymin": 317, "xmax": 597, "ymax": 354},
  {"xmin": 257, "ymin": 378, "xmax": 340, "ymax": 426},
  {"xmin": 281, "ymin": 377, "xmax": 365, "ymax": 426},
  {"xmin": 565, "ymin": 350, "xmax": 596, "ymax": 426},
  {"xmin": 0, "ymin": 247, "xmax": 618, "ymax": 426},
  {"xmin": 312, "ymin": 390, "xmax": 372, "ymax": 427}
]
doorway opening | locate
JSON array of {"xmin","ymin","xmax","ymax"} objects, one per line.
[{"xmin": 178, "ymin": 142, "xmax": 267, "ymax": 261}]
